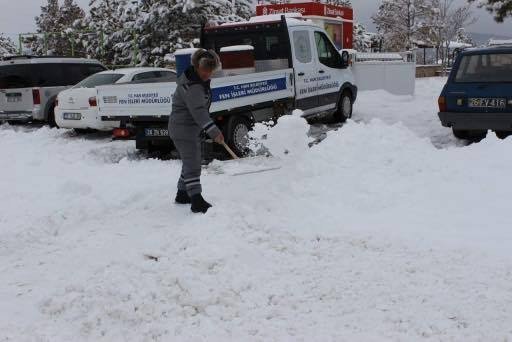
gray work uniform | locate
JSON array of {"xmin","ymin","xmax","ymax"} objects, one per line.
[{"xmin": 168, "ymin": 66, "xmax": 221, "ymax": 196}]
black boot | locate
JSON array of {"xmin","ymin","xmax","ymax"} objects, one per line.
[
  {"xmin": 175, "ymin": 190, "xmax": 191, "ymax": 204},
  {"xmin": 191, "ymin": 194, "xmax": 212, "ymax": 214}
]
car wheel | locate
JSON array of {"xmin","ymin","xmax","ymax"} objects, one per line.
[
  {"xmin": 226, "ymin": 116, "xmax": 252, "ymax": 157},
  {"xmin": 495, "ymin": 131, "xmax": 511, "ymax": 140},
  {"xmin": 334, "ymin": 91, "xmax": 352, "ymax": 123},
  {"xmin": 452, "ymin": 129, "xmax": 487, "ymax": 141},
  {"xmin": 47, "ymin": 104, "xmax": 58, "ymax": 128}
]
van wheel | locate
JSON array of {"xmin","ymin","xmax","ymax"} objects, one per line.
[
  {"xmin": 226, "ymin": 116, "xmax": 252, "ymax": 157},
  {"xmin": 47, "ymin": 105, "xmax": 58, "ymax": 128},
  {"xmin": 334, "ymin": 91, "xmax": 352, "ymax": 123},
  {"xmin": 452, "ymin": 129, "xmax": 487, "ymax": 141},
  {"xmin": 495, "ymin": 131, "xmax": 511, "ymax": 140}
]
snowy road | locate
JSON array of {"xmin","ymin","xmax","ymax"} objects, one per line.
[{"xmin": 2, "ymin": 77, "xmax": 512, "ymax": 341}]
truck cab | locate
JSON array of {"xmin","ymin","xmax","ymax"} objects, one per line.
[{"xmin": 203, "ymin": 15, "xmax": 357, "ymax": 121}]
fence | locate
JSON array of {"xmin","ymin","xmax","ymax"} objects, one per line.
[
  {"xmin": 17, "ymin": 31, "xmax": 141, "ymax": 67},
  {"xmin": 351, "ymin": 51, "xmax": 416, "ymax": 96}
]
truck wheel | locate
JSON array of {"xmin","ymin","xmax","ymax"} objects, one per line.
[
  {"xmin": 452, "ymin": 129, "xmax": 487, "ymax": 141},
  {"xmin": 334, "ymin": 91, "xmax": 352, "ymax": 123},
  {"xmin": 47, "ymin": 104, "xmax": 58, "ymax": 128},
  {"xmin": 226, "ymin": 116, "xmax": 252, "ymax": 157},
  {"xmin": 495, "ymin": 131, "xmax": 511, "ymax": 140}
]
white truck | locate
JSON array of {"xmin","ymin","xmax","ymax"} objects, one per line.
[{"xmin": 97, "ymin": 15, "xmax": 358, "ymax": 155}]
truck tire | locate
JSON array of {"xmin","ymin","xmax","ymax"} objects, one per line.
[
  {"xmin": 452, "ymin": 129, "xmax": 487, "ymax": 141},
  {"xmin": 226, "ymin": 116, "xmax": 252, "ymax": 157},
  {"xmin": 334, "ymin": 90, "xmax": 353, "ymax": 123}
]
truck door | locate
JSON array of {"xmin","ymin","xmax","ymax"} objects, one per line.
[
  {"xmin": 290, "ymin": 28, "xmax": 318, "ymax": 111},
  {"xmin": 313, "ymin": 31, "xmax": 344, "ymax": 110}
]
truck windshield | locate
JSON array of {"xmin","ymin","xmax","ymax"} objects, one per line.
[
  {"xmin": 74, "ymin": 73, "xmax": 124, "ymax": 88},
  {"xmin": 455, "ymin": 53, "xmax": 512, "ymax": 83}
]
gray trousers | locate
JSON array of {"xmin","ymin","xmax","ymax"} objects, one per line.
[{"xmin": 173, "ymin": 138, "xmax": 202, "ymax": 196}]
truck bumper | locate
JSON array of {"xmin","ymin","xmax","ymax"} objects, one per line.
[
  {"xmin": 0, "ymin": 111, "xmax": 33, "ymax": 122},
  {"xmin": 438, "ymin": 112, "xmax": 512, "ymax": 130}
]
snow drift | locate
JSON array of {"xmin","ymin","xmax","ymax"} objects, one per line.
[{"xmin": 2, "ymin": 78, "xmax": 512, "ymax": 341}]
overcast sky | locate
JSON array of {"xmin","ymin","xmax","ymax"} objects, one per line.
[{"xmin": 0, "ymin": 0, "xmax": 510, "ymax": 40}]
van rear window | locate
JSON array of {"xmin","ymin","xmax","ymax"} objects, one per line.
[
  {"xmin": 0, "ymin": 63, "xmax": 105, "ymax": 89},
  {"xmin": 455, "ymin": 53, "xmax": 512, "ymax": 83}
]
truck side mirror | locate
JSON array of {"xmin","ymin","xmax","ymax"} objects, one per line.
[{"xmin": 340, "ymin": 51, "xmax": 350, "ymax": 69}]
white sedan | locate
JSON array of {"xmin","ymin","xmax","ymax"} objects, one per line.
[{"xmin": 55, "ymin": 67, "xmax": 176, "ymax": 131}]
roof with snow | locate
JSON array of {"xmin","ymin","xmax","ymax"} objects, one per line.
[{"xmin": 489, "ymin": 39, "xmax": 512, "ymax": 46}]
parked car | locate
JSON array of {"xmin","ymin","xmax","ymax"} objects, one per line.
[
  {"xmin": 438, "ymin": 46, "xmax": 512, "ymax": 140},
  {"xmin": 55, "ymin": 67, "xmax": 176, "ymax": 131},
  {"xmin": 0, "ymin": 56, "xmax": 105, "ymax": 126}
]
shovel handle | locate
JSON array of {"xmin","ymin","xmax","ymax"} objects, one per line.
[{"xmin": 221, "ymin": 142, "xmax": 240, "ymax": 160}]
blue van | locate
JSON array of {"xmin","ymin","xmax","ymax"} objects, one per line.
[{"xmin": 438, "ymin": 46, "xmax": 512, "ymax": 140}]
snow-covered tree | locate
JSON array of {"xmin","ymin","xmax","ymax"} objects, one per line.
[
  {"xmin": 26, "ymin": 0, "xmax": 85, "ymax": 56},
  {"xmin": 372, "ymin": 0, "xmax": 433, "ymax": 51},
  {"xmin": 427, "ymin": 0, "xmax": 476, "ymax": 65},
  {"xmin": 468, "ymin": 0, "xmax": 512, "ymax": 22},
  {"xmin": 0, "ymin": 34, "xmax": 17, "ymax": 56},
  {"xmin": 353, "ymin": 22, "xmax": 372, "ymax": 52},
  {"xmin": 456, "ymin": 27, "xmax": 474, "ymax": 45},
  {"xmin": 118, "ymin": 0, "xmax": 251, "ymax": 67},
  {"xmin": 73, "ymin": 0, "xmax": 136, "ymax": 65}
]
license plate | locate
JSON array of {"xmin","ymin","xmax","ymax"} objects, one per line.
[
  {"xmin": 63, "ymin": 112, "xmax": 82, "ymax": 120},
  {"xmin": 468, "ymin": 98, "xmax": 506, "ymax": 108},
  {"xmin": 145, "ymin": 128, "xmax": 169, "ymax": 137},
  {"xmin": 6, "ymin": 96, "xmax": 21, "ymax": 103}
]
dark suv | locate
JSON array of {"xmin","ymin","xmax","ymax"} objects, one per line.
[{"xmin": 438, "ymin": 46, "xmax": 512, "ymax": 140}]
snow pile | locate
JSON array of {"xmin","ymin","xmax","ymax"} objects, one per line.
[
  {"xmin": 250, "ymin": 109, "xmax": 312, "ymax": 157},
  {"xmin": 2, "ymin": 78, "xmax": 512, "ymax": 341}
]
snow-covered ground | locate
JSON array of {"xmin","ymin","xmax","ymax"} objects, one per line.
[{"xmin": 2, "ymin": 77, "xmax": 512, "ymax": 341}]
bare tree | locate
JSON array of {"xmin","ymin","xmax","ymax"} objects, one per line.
[{"xmin": 427, "ymin": 0, "xmax": 476, "ymax": 67}]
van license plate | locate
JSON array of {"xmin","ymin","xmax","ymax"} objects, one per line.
[
  {"xmin": 63, "ymin": 113, "xmax": 82, "ymax": 120},
  {"xmin": 468, "ymin": 98, "xmax": 506, "ymax": 108},
  {"xmin": 6, "ymin": 97, "xmax": 21, "ymax": 103},
  {"xmin": 145, "ymin": 128, "xmax": 169, "ymax": 137}
]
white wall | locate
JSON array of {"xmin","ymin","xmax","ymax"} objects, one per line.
[{"xmin": 352, "ymin": 62, "xmax": 416, "ymax": 96}]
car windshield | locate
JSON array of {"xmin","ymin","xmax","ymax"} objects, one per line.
[
  {"xmin": 74, "ymin": 73, "xmax": 124, "ymax": 88},
  {"xmin": 455, "ymin": 53, "xmax": 512, "ymax": 83}
]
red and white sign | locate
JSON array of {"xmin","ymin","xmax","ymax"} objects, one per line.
[
  {"xmin": 256, "ymin": 2, "xmax": 353, "ymax": 21},
  {"xmin": 256, "ymin": 1, "xmax": 354, "ymax": 49}
]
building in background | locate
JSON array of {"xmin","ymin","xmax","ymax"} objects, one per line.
[{"xmin": 256, "ymin": 1, "xmax": 353, "ymax": 49}]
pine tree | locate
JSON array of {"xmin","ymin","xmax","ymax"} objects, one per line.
[
  {"xmin": 123, "ymin": 0, "xmax": 250, "ymax": 67},
  {"xmin": 353, "ymin": 22, "xmax": 371, "ymax": 52},
  {"xmin": 0, "ymin": 34, "xmax": 17, "ymax": 56},
  {"xmin": 27, "ymin": 0, "xmax": 85, "ymax": 56},
  {"xmin": 468, "ymin": 0, "xmax": 512, "ymax": 22},
  {"xmin": 74, "ymin": 0, "xmax": 134, "ymax": 65}
]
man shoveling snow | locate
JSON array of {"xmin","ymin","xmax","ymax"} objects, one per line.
[{"xmin": 168, "ymin": 49, "xmax": 224, "ymax": 214}]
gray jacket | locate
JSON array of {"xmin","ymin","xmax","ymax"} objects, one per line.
[{"xmin": 168, "ymin": 66, "xmax": 221, "ymax": 141}]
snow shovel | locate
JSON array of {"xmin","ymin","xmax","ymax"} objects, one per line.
[{"xmin": 211, "ymin": 141, "xmax": 282, "ymax": 176}]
